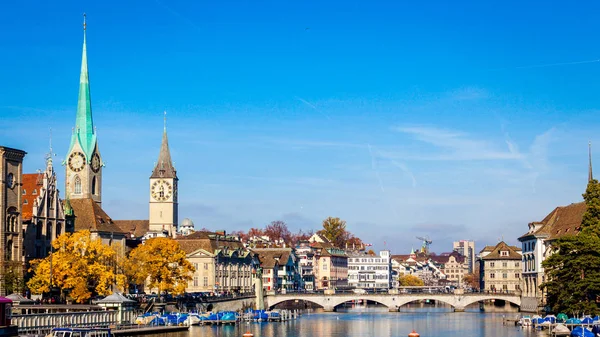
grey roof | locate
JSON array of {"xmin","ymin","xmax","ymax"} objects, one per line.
[
  {"xmin": 6, "ymin": 293, "xmax": 34, "ymax": 304},
  {"xmin": 151, "ymin": 130, "xmax": 177, "ymax": 179},
  {"xmin": 96, "ymin": 293, "xmax": 136, "ymax": 304}
]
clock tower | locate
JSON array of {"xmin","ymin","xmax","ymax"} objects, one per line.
[
  {"xmin": 64, "ymin": 15, "xmax": 103, "ymax": 204},
  {"xmin": 149, "ymin": 114, "xmax": 178, "ymax": 237}
]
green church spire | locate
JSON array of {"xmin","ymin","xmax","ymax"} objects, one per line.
[{"xmin": 67, "ymin": 13, "xmax": 97, "ymax": 159}]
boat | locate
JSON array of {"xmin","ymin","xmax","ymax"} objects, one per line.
[
  {"xmin": 553, "ymin": 323, "xmax": 570, "ymax": 336},
  {"xmin": 47, "ymin": 327, "xmax": 112, "ymax": 337},
  {"xmin": 570, "ymin": 326, "xmax": 594, "ymax": 337},
  {"xmin": 518, "ymin": 316, "xmax": 532, "ymax": 326}
]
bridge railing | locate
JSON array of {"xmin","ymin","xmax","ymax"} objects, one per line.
[{"xmin": 268, "ymin": 288, "xmax": 520, "ymax": 296}]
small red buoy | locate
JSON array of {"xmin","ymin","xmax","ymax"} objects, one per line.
[
  {"xmin": 243, "ymin": 331, "xmax": 254, "ymax": 337},
  {"xmin": 408, "ymin": 330, "xmax": 420, "ymax": 337}
]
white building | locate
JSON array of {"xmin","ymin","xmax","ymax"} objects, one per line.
[
  {"xmin": 347, "ymin": 250, "xmax": 391, "ymax": 290},
  {"xmin": 295, "ymin": 240, "xmax": 315, "ymax": 291},
  {"xmin": 453, "ymin": 240, "xmax": 476, "ymax": 273}
]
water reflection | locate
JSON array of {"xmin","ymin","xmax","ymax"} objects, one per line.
[{"xmin": 163, "ymin": 306, "xmax": 548, "ymax": 337}]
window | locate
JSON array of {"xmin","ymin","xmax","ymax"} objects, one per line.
[
  {"xmin": 502, "ymin": 273, "xmax": 507, "ymax": 279},
  {"xmin": 204, "ymin": 277, "xmax": 208, "ymax": 286},
  {"xmin": 92, "ymin": 177, "xmax": 97, "ymax": 195},
  {"xmin": 502, "ymin": 284, "xmax": 508, "ymax": 290},
  {"xmin": 194, "ymin": 263, "xmax": 198, "ymax": 271},
  {"xmin": 22, "ymin": 190, "xmax": 26, "ymax": 195},
  {"xmin": 501, "ymin": 251, "xmax": 509, "ymax": 257},
  {"xmin": 23, "ymin": 199, "xmax": 28, "ymax": 205},
  {"xmin": 74, "ymin": 176, "xmax": 82, "ymax": 194},
  {"xmin": 515, "ymin": 273, "xmax": 520, "ymax": 279},
  {"xmin": 204, "ymin": 263, "xmax": 208, "ymax": 270},
  {"xmin": 502, "ymin": 262, "xmax": 507, "ymax": 267},
  {"xmin": 515, "ymin": 262, "xmax": 520, "ymax": 267},
  {"xmin": 490, "ymin": 262, "xmax": 495, "ymax": 267},
  {"xmin": 323, "ymin": 263, "xmax": 328, "ymax": 270},
  {"xmin": 56, "ymin": 222, "xmax": 62, "ymax": 237},
  {"xmin": 490, "ymin": 273, "xmax": 495, "ymax": 279},
  {"xmin": 33, "ymin": 189, "xmax": 37, "ymax": 195},
  {"xmin": 193, "ymin": 276, "xmax": 199, "ymax": 287}
]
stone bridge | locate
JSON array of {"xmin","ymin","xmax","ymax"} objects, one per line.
[{"xmin": 266, "ymin": 292, "xmax": 521, "ymax": 312}]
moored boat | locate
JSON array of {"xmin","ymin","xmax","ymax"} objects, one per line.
[{"xmin": 47, "ymin": 327, "xmax": 112, "ymax": 337}]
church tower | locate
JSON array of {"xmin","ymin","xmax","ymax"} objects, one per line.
[
  {"xmin": 64, "ymin": 14, "xmax": 103, "ymax": 204},
  {"xmin": 148, "ymin": 113, "xmax": 178, "ymax": 237}
]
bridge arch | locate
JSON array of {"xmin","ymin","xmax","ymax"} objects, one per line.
[
  {"xmin": 457, "ymin": 295, "xmax": 521, "ymax": 309},
  {"xmin": 393, "ymin": 296, "xmax": 456, "ymax": 310},
  {"xmin": 268, "ymin": 297, "xmax": 327, "ymax": 310}
]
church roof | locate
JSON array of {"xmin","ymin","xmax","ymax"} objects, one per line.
[
  {"xmin": 66, "ymin": 16, "xmax": 97, "ymax": 160},
  {"xmin": 21, "ymin": 173, "xmax": 43, "ymax": 221},
  {"xmin": 113, "ymin": 220, "xmax": 150, "ymax": 238},
  {"xmin": 151, "ymin": 128, "xmax": 176, "ymax": 179},
  {"xmin": 67, "ymin": 198, "xmax": 125, "ymax": 234}
]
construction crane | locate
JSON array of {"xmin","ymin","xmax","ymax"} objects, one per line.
[{"xmin": 416, "ymin": 236, "xmax": 433, "ymax": 254}]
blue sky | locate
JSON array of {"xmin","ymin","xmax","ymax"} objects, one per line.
[{"xmin": 2, "ymin": 1, "xmax": 600, "ymax": 254}]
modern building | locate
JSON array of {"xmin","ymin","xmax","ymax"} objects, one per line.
[
  {"xmin": 453, "ymin": 240, "xmax": 476, "ymax": 273},
  {"xmin": 347, "ymin": 250, "xmax": 392, "ymax": 290},
  {"xmin": 177, "ymin": 231, "xmax": 256, "ymax": 294},
  {"xmin": 480, "ymin": 241, "xmax": 522, "ymax": 292},
  {"xmin": 0, "ymin": 146, "xmax": 27, "ymax": 296}
]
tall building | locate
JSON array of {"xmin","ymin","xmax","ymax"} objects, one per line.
[
  {"xmin": 453, "ymin": 240, "xmax": 475, "ymax": 273},
  {"xmin": 347, "ymin": 250, "xmax": 392, "ymax": 290},
  {"xmin": 62, "ymin": 16, "xmax": 126, "ymax": 254},
  {"xmin": 148, "ymin": 114, "xmax": 178, "ymax": 238},
  {"xmin": 64, "ymin": 15, "xmax": 103, "ymax": 204},
  {"xmin": 0, "ymin": 146, "xmax": 27, "ymax": 295}
]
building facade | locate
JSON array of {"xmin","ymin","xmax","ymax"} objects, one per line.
[
  {"xmin": 295, "ymin": 241, "xmax": 315, "ymax": 291},
  {"xmin": 431, "ymin": 251, "xmax": 469, "ymax": 286},
  {"xmin": 253, "ymin": 248, "xmax": 300, "ymax": 293},
  {"xmin": 22, "ymin": 152, "xmax": 71, "ymax": 263},
  {"xmin": 453, "ymin": 240, "xmax": 476, "ymax": 273},
  {"xmin": 312, "ymin": 242, "xmax": 348, "ymax": 290},
  {"xmin": 0, "ymin": 146, "xmax": 27, "ymax": 296},
  {"xmin": 480, "ymin": 241, "xmax": 522, "ymax": 292},
  {"xmin": 347, "ymin": 250, "xmax": 391, "ymax": 290},
  {"xmin": 177, "ymin": 231, "xmax": 256, "ymax": 294}
]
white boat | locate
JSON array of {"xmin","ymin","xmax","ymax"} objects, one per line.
[{"xmin": 518, "ymin": 316, "xmax": 532, "ymax": 327}]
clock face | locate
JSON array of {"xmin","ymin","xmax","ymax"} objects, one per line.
[
  {"xmin": 151, "ymin": 179, "xmax": 173, "ymax": 201},
  {"xmin": 91, "ymin": 153, "xmax": 101, "ymax": 173},
  {"xmin": 68, "ymin": 152, "xmax": 86, "ymax": 172},
  {"xmin": 6, "ymin": 173, "xmax": 14, "ymax": 189}
]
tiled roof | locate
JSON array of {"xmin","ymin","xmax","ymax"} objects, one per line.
[
  {"xmin": 176, "ymin": 231, "xmax": 244, "ymax": 255},
  {"xmin": 68, "ymin": 198, "xmax": 126, "ymax": 234},
  {"xmin": 481, "ymin": 241, "xmax": 522, "ymax": 260},
  {"xmin": 519, "ymin": 202, "xmax": 586, "ymax": 241},
  {"xmin": 429, "ymin": 251, "xmax": 465, "ymax": 264},
  {"xmin": 252, "ymin": 248, "xmax": 292, "ymax": 269},
  {"xmin": 113, "ymin": 220, "xmax": 149, "ymax": 238},
  {"xmin": 21, "ymin": 173, "xmax": 43, "ymax": 221}
]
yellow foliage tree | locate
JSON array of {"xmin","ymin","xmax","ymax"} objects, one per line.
[
  {"xmin": 123, "ymin": 237, "xmax": 194, "ymax": 295},
  {"xmin": 27, "ymin": 230, "xmax": 126, "ymax": 303},
  {"xmin": 398, "ymin": 274, "xmax": 425, "ymax": 287}
]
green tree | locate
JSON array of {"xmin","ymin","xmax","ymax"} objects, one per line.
[
  {"xmin": 398, "ymin": 275, "xmax": 424, "ymax": 287},
  {"xmin": 123, "ymin": 237, "xmax": 194, "ymax": 295},
  {"xmin": 2, "ymin": 261, "xmax": 24, "ymax": 295},
  {"xmin": 318, "ymin": 217, "xmax": 349, "ymax": 248},
  {"xmin": 542, "ymin": 179, "xmax": 600, "ymax": 315}
]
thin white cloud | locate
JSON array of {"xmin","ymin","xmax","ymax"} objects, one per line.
[{"xmin": 391, "ymin": 125, "xmax": 523, "ymax": 161}]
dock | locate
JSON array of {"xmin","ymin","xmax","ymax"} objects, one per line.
[{"xmin": 112, "ymin": 326, "xmax": 189, "ymax": 336}]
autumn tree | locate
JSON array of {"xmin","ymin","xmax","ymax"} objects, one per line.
[
  {"xmin": 542, "ymin": 179, "xmax": 600, "ymax": 314},
  {"xmin": 1, "ymin": 261, "xmax": 24, "ymax": 295},
  {"xmin": 27, "ymin": 231, "xmax": 126, "ymax": 303},
  {"xmin": 264, "ymin": 221, "xmax": 292, "ymax": 243},
  {"xmin": 290, "ymin": 229, "xmax": 313, "ymax": 246},
  {"xmin": 398, "ymin": 275, "xmax": 425, "ymax": 287},
  {"xmin": 123, "ymin": 237, "xmax": 194, "ymax": 295},
  {"xmin": 463, "ymin": 267, "xmax": 480, "ymax": 290}
]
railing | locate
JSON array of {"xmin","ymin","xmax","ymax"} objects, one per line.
[{"xmin": 14, "ymin": 310, "xmax": 118, "ymax": 334}]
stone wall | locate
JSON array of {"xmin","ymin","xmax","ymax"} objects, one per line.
[
  {"xmin": 520, "ymin": 296, "xmax": 540, "ymax": 313},
  {"xmin": 210, "ymin": 297, "xmax": 256, "ymax": 312}
]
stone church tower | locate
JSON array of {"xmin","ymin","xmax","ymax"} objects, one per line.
[
  {"xmin": 64, "ymin": 15, "xmax": 103, "ymax": 204},
  {"xmin": 148, "ymin": 116, "xmax": 178, "ymax": 237}
]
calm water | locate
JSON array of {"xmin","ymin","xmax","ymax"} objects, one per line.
[{"xmin": 149, "ymin": 305, "xmax": 549, "ymax": 337}]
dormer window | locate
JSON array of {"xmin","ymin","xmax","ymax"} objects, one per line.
[
  {"xmin": 24, "ymin": 199, "xmax": 28, "ymax": 205},
  {"xmin": 22, "ymin": 190, "xmax": 26, "ymax": 195},
  {"xmin": 32, "ymin": 189, "xmax": 37, "ymax": 195},
  {"xmin": 501, "ymin": 251, "xmax": 509, "ymax": 257}
]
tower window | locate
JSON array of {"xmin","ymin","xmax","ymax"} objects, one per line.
[
  {"xmin": 92, "ymin": 176, "xmax": 97, "ymax": 195},
  {"xmin": 74, "ymin": 176, "xmax": 82, "ymax": 194}
]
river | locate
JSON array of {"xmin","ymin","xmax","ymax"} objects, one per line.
[{"xmin": 146, "ymin": 303, "xmax": 548, "ymax": 337}]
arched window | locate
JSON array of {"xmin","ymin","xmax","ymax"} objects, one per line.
[
  {"xmin": 92, "ymin": 176, "xmax": 97, "ymax": 195},
  {"xmin": 36, "ymin": 220, "xmax": 43, "ymax": 240},
  {"xmin": 74, "ymin": 176, "xmax": 82, "ymax": 194},
  {"xmin": 56, "ymin": 222, "xmax": 62, "ymax": 237}
]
